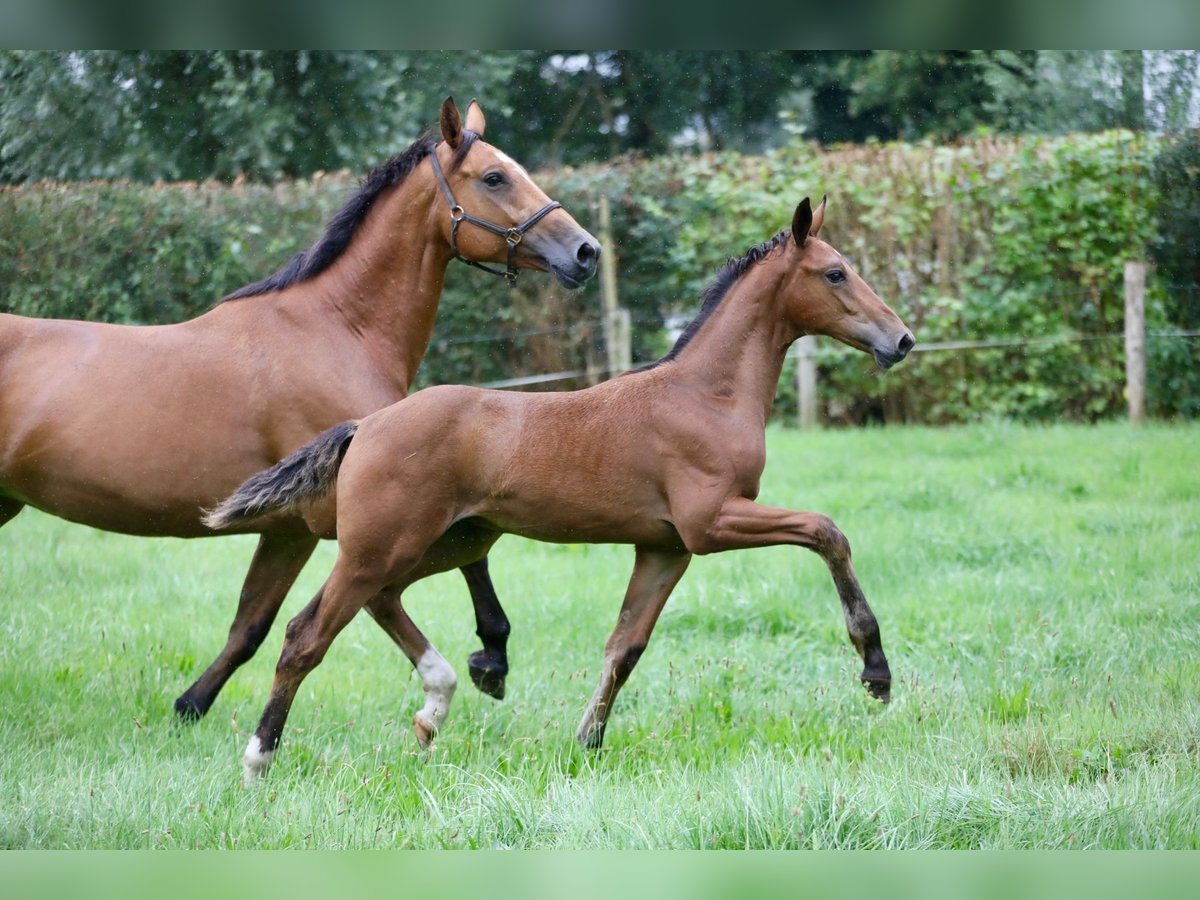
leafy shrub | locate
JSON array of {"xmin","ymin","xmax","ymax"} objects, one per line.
[{"xmin": 3, "ymin": 131, "xmax": 1194, "ymax": 422}]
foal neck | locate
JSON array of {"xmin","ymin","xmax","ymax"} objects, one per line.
[{"xmin": 669, "ymin": 257, "xmax": 799, "ymax": 423}]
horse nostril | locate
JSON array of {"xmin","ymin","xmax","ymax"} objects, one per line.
[
  {"xmin": 577, "ymin": 241, "xmax": 599, "ymax": 268},
  {"xmin": 897, "ymin": 333, "xmax": 915, "ymax": 357}
]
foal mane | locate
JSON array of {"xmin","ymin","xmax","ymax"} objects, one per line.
[
  {"xmin": 220, "ymin": 130, "xmax": 480, "ymax": 303},
  {"xmin": 633, "ymin": 228, "xmax": 791, "ymax": 372}
]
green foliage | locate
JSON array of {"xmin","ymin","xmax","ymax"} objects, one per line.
[{"xmin": 3, "ymin": 131, "xmax": 1196, "ymax": 420}]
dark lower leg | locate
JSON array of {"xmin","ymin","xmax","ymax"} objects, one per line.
[
  {"xmin": 827, "ymin": 558, "xmax": 891, "ymax": 701},
  {"xmin": 0, "ymin": 497, "xmax": 24, "ymax": 528},
  {"xmin": 175, "ymin": 532, "xmax": 318, "ymax": 721},
  {"xmin": 460, "ymin": 557, "xmax": 511, "ymax": 700}
]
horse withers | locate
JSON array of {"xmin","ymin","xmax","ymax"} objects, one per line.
[
  {"xmin": 207, "ymin": 196, "xmax": 915, "ymax": 778},
  {"xmin": 0, "ymin": 97, "xmax": 599, "ymax": 721}
]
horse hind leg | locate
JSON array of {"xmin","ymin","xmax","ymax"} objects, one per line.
[
  {"xmin": 461, "ymin": 558, "xmax": 511, "ymax": 700},
  {"xmin": 175, "ymin": 532, "xmax": 318, "ymax": 721}
]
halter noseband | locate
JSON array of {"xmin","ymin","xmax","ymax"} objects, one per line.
[{"xmin": 429, "ymin": 148, "xmax": 562, "ymax": 285}]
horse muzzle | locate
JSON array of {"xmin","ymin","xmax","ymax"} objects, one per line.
[
  {"xmin": 532, "ymin": 231, "xmax": 601, "ymax": 291},
  {"xmin": 872, "ymin": 331, "xmax": 916, "ymax": 369}
]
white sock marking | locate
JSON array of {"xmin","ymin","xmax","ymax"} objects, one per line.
[
  {"xmin": 242, "ymin": 734, "xmax": 274, "ymax": 780},
  {"xmin": 414, "ymin": 647, "xmax": 457, "ymax": 732}
]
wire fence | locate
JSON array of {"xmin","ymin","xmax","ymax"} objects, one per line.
[{"xmin": 452, "ymin": 329, "xmax": 1200, "ymax": 390}]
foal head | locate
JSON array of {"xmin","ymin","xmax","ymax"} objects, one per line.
[
  {"xmin": 781, "ymin": 197, "xmax": 914, "ymax": 369},
  {"xmin": 433, "ymin": 97, "xmax": 600, "ymax": 288}
]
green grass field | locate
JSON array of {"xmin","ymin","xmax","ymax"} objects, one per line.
[{"xmin": 1, "ymin": 422, "xmax": 1197, "ymax": 849}]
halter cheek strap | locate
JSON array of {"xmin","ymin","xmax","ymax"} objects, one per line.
[{"xmin": 429, "ymin": 149, "xmax": 562, "ymax": 285}]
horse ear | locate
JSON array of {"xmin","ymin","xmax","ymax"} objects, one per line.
[
  {"xmin": 465, "ymin": 99, "xmax": 486, "ymax": 137},
  {"xmin": 440, "ymin": 96, "xmax": 463, "ymax": 149},
  {"xmin": 791, "ymin": 197, "xmax": 813, "ymax": 248},
  {"xmin": 810, "ymin": 194, "xmax": 827, "ymax": 237}
]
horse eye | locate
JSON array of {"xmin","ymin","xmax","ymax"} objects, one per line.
[
  {"xmin": 483, "ymin": 172, "xmax": 506, "ymax": 188},
  {"xmin": 826, "ymin": 269, "xmax": 846, "ymax": 284}
]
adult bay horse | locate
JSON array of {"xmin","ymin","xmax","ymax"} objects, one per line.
[
  {"xmin": 0, "ymin": 97, "xmax": 600, "ymax": 721},
  {"xmin": 207, "ymin": 196, "xmax": 915, "ymax": 778}
]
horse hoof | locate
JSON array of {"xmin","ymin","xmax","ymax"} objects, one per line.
[
  {"xmin": 861, "ymin": 672, "xmax": 892, "ymax": 703},
  {"xmin": 467, "ymin": 650, "xmax": 507, "ymax": 701},
  {"xmin": 412, "ymin": 714, "xmax": 436, "ymax": 750}
]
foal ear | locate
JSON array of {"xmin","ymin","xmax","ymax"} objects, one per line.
[
  {"xmin": 810, "ymin": 194, "xmax": 827, "ymax": 237},
  {"xmin": 792, "ymin": 197, "xmax": 813, "ymax": 248},
  {"xmin": 465, "ymin": 98, "xmax": 486, "ymax": 137},
  {"xmin": 440, "ymin": 96, "xmax": 463, "ymax": 149}
]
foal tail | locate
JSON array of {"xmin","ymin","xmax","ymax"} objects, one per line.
[{"xmin": 203, "ymin": 421, "xmax": 359, "ymax": 530}]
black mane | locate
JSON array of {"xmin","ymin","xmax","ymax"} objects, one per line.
[
  {"xmin": 634, "ymin": 228, "xmax": 791, "ymax": 372},
  {"xmin": 221, "ymin": 130, "xmax": 480, "ymax": 302}
]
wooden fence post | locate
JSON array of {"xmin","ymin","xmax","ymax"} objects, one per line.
[
  {"xmin": 796, "ymin": 335, "xmax": 818, "ymax": 428},
  {"xmin": 1124, "ymin": 260, "xmax": 1146, "ymax": 424},
  {"xmin": 596, "ymin": 195, "xmax": 631, "ymax": 376}
]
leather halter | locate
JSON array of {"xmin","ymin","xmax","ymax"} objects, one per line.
[{"xmin": 429, "ymin": 148, "xmax": 562, "ymax": 285}]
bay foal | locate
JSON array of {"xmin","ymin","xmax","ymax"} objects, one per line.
[
  {"xmin": 208, "ymin": 196, "xmax": 914, "ymax": 777},
  {"xmin": 0, "ymin": 98, "xmax": 598, "ymax": 720}
]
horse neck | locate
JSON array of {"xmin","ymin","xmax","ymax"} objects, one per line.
[
  {"xmin": 669, "ymin": 261, "xmax": 799, "ymax": 424},
  {"xmin": 300, "ymin": 169, "xmax": 452, "ymax": 392}
]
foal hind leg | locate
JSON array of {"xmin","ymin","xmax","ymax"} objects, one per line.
[
  {"xmin": 366, "ymin": 588, "xmax": 457, "ymax": 749},
  {"xmin": 370, "ymin": 522, "xmax": 501, "ymax": 745},
  {"xmin": 461, "ymin": 558, "xmax": 511, "ymax": 700},
  {"xmin": 578, "ymin": 547, "xmax": 692, "ymax": 750},
  {"xmin": 175, "ymin": 532, "xmax": 318, "ymax": 721},
  {"xmin": 243, "ymin": 560, "xmax": 389, "ymax": 779}
]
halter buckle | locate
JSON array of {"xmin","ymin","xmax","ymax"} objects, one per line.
[{"xmin": 506, "ymin": 228, "xmax": 522, "ymax": 246}]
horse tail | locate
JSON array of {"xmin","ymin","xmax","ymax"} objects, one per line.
[{"xmin": 203, "ymin": 421, "xmax": 359, "ymax": 530}]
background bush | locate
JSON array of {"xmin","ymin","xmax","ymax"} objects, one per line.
[{"xmin": 3, "ymin": 130, "xmax": 1196, "ymax": 422}]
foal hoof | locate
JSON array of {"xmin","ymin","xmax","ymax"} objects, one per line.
[
  {"xmin": 173, "ymin": 693, "xmax": 207, "ymax": 723},
  {"xmin": 412, "ymin": 714, "xmax": 436, "ymax": 750},
  {"xmin": 576, "ymin": 722, "xmax": 606, "ymax": 751},
  {"xmin": 467, "ymin": 649, "xmax": 508, "ymax": 701},
  {"xmin": 861, "ymin": 672, "xmax": 892, "ymax": 703}
]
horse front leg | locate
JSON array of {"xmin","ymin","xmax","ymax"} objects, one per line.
[
  {"xmin": 460, "ymin": 558, "xmax": 511, "ymax": 700},
  {"xmin": 689, "ymin": 497, "xmax": 891, "ymax": 701},
  {"xmin": 577, "ymin": 547, "xmax": 692, "ymax": 750},
  {"xmin": 176, "ymin": 531, "xmax": 318, "ymax": 721}
]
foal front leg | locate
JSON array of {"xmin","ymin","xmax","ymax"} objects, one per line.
[
  {"xmin": 694, "ymin": 497, "xmax": 891, "ymax": 701},
  {"xmin": 578, "ymin": 547, "xmax": 692, "ymax": 749}
]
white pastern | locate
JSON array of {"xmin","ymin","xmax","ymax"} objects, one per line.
[
  {"xmin": 414, "ymin": 647, "xmax": 457, "ymax": 733},
  {"xmin": 242, "ymin": 734, "xmax": 274, "ymax": 781}
]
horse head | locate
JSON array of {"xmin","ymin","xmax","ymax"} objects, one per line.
[{"xmin": 432, "ymin": 97, "xmax": 600, "ymax": 289}]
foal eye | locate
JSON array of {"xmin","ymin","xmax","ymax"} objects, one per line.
[
  {"xmin": 825, "ymin": 269, "xmax": 846, "ymax": 285},
  {"xmin": 483, "ymin": 172, "xmax": 506, "ymax": 188}
]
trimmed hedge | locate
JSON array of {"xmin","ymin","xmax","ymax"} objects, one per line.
[{"xmin": 3, "ymin": 131, "xmax": 1196, "ymax": 422}]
